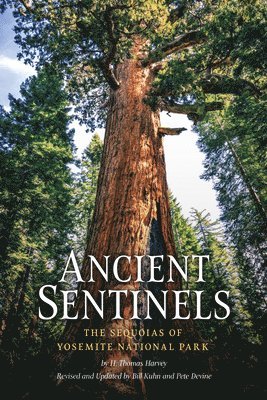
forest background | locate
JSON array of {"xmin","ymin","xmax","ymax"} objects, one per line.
[{"xmin": 0, "ymin": 1, "xmax": 266, "ymax": 398}]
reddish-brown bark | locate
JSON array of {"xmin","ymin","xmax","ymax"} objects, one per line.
[{"xmin": 60, "ymin": 40, "xmax": 196, "ymax": 399}]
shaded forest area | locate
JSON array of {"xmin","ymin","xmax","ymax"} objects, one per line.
[{"xmin": 0, "ymin": 1, "xmax": 266, "ymax": 399}]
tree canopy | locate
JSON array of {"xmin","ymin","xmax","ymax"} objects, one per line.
[{"xmin": 1, "ymin": 1, "xmax": 265, "ymax": 128}]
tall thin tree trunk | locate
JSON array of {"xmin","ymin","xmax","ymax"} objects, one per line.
[
  {"xmin": 0, "ymin": 276, "xmax": 22, "ymax": 340},
  {"xmin": 225, "ymin": 135, "xmax": 267, "ymax": 224},
  {"xmin": 15, "ymin": 263, "xmax": 31, "ymax": 328},
  {"xmin": 1, "ymin": 262, "xmax": 31, "ymax": 347}
]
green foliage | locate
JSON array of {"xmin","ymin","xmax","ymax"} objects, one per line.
[
  {"xmin": 0, "ymin": 67, "xmax": 75, "ymax": 356},
  {"xmin": 1, "ymin": 0, "xmax": 175, "ymax": 129},
  {"xmin": 190, "ymin": 209, "xmax": 258, "ymax": 342},
  {"xmin": 73, "ymin": 133, "xmax": 103, "ymax": 256},
  {"xmin": 152, "ymin": 0, "xmax": 266, "ymax": 111},
  {"xmin": 170, "ymin": 198, "xmax": 246, "ymax": 340},
  {"xmin": 197, "ymin": 97, "xmax": 267, "ymax": 339},
  {"xmin": 1, "ymin": 1, "xmax": 264, "ymax": 133},
  {"xmin": 170, "ymin": 193, "xmax": 201, "ymax": 255},
  {"xmin": 190, "ymin": 0, "xmax": 267, "ymax": 344}
]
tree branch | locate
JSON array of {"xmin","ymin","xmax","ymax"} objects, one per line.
[
  {"xmin": 201, "ymin": 74, "xmax": 261, "ymax": 97},
  {"xmin": 97, "ymin": 6, "xmax": 121, "ymax": 90},
  {"xmin": 207, "ymin": 56, "xmax": 232, "ymax": 71},
  {"xmin": 162, "ymin": 101, "xmax": 223, "ymax": 114},
  {"xmin": 104, "ymin": 6, "xmax": 118, "ymax": 65},
  {"xmin": 161, "ymin": 100, "xmax": 224, "ymax": 123},
  {"xmin": 143, "ymin": 31, "xmax": 205, "ymax": 66},
  {"xmin": 158, "ymin": 127, "xmax": 187, "ymax": 136},
  {"xmin": 98, "ymin": 61, "xmax": 120, "ymax": 90},
  {"xmin": 168, "ymin": 4, "xmax": 187, "ymax": 22},
  {"xmin": 18, "ymin": 0, "xmax": 34, "ymax": 13}
]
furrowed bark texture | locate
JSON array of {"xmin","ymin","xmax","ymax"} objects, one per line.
[{"xmin": 60, "ymin": 41, "xmax": 196, "ymax": 399}]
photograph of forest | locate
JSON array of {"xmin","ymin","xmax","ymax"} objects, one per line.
[{"xmin": 0, "ymin": 1, "xmax": 266, "ymax": 399}]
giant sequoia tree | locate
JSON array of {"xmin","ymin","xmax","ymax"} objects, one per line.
[{"xmin": 1, "ymin": 0, "xmax": 266, "ymax": 398}]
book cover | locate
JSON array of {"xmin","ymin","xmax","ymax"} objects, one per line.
[{"xmin": 0, "ymin": 1, "xmax": 266, "ymax": 399}]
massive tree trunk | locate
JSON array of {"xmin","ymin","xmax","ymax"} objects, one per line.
[{"xmin": 60, "ymin": 40, "xmax": 196, "ymax": 399}]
